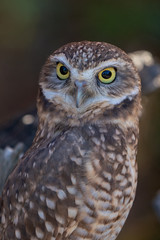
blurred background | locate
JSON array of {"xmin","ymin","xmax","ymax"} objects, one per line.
[{"xmin": 0, "ymin": 0, "xmax": 160, "ymax": 239}]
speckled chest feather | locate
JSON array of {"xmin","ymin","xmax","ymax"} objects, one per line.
[{"xmin": 0, "ymin": 99, "xmax": 139, "ymax": 240}]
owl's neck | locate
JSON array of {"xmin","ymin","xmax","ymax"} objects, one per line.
[{"xmin": 33, "ymin": 89, "xmax": 141, "ymax": 144}]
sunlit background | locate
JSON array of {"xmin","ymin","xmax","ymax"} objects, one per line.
[{"xmin": 0, "ymin": 0, "xmax": 160, "ymax": 239}]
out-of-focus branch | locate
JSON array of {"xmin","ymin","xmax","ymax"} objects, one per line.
[
  {"xmin": 153, "ymin": 191, "xmax": 160, "ymax": 222},
  {"xmin": 0, "ymin": 143, "xmax": 24, "ymax": 195},
  {"xmin": 129, "ymin": 50, "xmax": 160, "ymax": 95}
]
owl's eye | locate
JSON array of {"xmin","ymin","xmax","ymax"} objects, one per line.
[
  {"xmin": 98, "ymin": 67, "xmax": 116, "ymax": 84},
  {"xmin": 56, "ymin": 62, "xmax": 70, "ymax": 80}
]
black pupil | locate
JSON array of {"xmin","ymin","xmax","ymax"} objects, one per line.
[
  {"xmin": 102, "ymin": 70, "xmax": 112, "ymax": 79},
  {"xmin": 60, "ymin": 65, "xmax": 68, "ymax": 75}
]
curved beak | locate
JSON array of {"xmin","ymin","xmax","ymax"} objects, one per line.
[{"xmin": 74, "ymin": 80, "xmax": 87, "ymax": 108}]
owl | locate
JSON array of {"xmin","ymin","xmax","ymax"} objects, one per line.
[{"xmin": 0, "ymin": 41, "xmax": 141, "ymax": 240}]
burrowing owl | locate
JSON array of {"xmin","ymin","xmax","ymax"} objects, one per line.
[{"xmin": 0, "ymin": 41, "xmax": 141, "ymax": 240}]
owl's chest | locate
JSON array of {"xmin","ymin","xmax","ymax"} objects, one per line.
[{"xmin": 72, "ymin": 123, "xmax": 138, "ymax": 239}]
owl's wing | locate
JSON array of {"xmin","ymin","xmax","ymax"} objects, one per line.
[
  {"xmin": 24, "ymin": 128, "xmax": 89, "ymax": 239},
  {"xmin": 1, "ymin": 126, "xmax": 92, "ymax": 239},
  {"xmin": 1, "ymin": 122, "xmax": 127, "ymax": 240}
]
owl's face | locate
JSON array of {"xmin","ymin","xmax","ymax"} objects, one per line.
[{"xmin": 39, "ymin": 41, "xmax": 140, "ymax": 115}]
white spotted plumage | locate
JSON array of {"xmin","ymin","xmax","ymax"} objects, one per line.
[{"xmin": 0, "ymin": 41, "xmax": 141, "ymax": 240}]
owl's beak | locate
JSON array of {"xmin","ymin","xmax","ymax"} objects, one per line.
[{"xmin": 74, "ymin": 80, "xmax": 87, "ymax": 108}]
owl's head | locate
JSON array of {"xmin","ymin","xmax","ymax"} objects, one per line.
[{"xmin": 38, "ymin": 41, "xmax": 141, "ymax": 126}]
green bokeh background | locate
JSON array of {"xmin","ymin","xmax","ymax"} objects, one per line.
[{"xmin": 0, "ymin": 0, "xmax": 160, "ymax": 239}]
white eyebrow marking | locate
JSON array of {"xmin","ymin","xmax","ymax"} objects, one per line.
[{"xmin": 50, "ymin": 53, "xmax": 128, "ymax": 81}]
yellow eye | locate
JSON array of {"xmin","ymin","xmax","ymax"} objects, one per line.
[
  {"xmin": 56, "ymin": 62, "xmax": 70, "ymax": 80},
  {"xmin": 98, "ymin": 67, "xmax": 116, "ymax": 84}
]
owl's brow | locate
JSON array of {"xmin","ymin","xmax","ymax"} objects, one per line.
[{"xmin": 50, "ymin": 54, "xmax": 130, "ymax": 79}]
